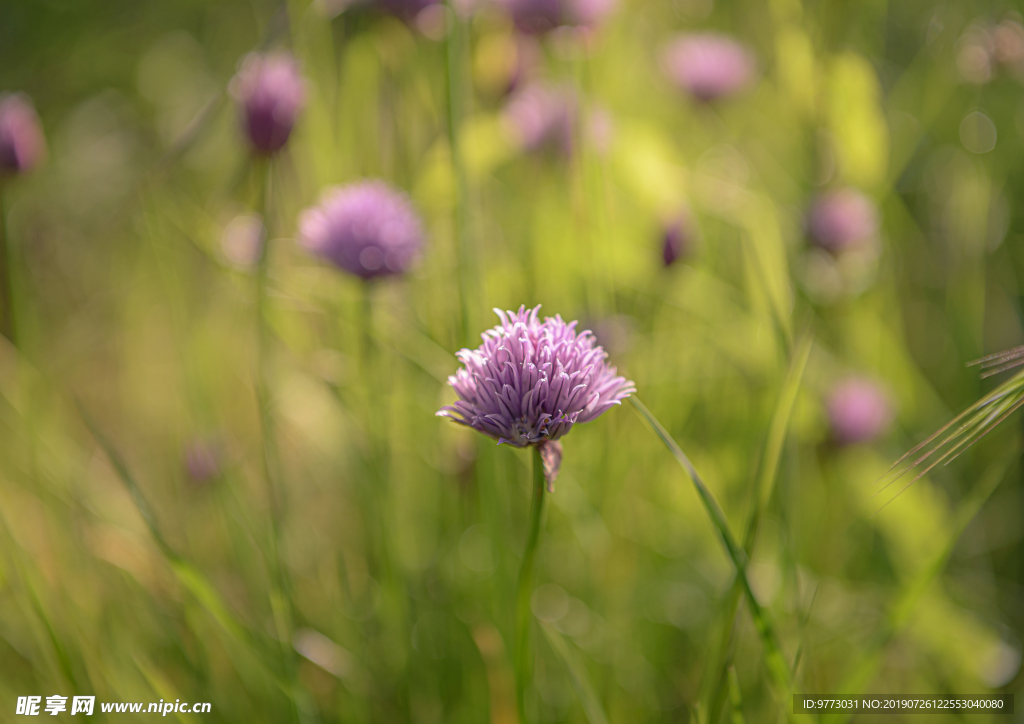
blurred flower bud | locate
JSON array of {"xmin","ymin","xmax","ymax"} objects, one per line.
[
  {"xmin": 497, "ymin": 0, "xmax": 614, "ymax": 35},
  {"xmin": 826, "ymin": 377, "xmax": 893, "ymax": 445},
  {"xmin": 183, "ymin": 438, "xmax": 222, "ymax": 484},
  {"xmin": 503, "ymin": 82, "xmax": 576, "ymax": 156},
  {"xmin": 230, "ymin": 52, "xmax": 306, "ymax": 155},
  {"xmin": 220, "ymin": 212, "xmax": 265, "ymax": 268},
  {"xmin": 806, "ymin": 189, "xmax": 878, "ymax": 253},
  {"xmin": 379, "ymin": 0, "xmax": 440, "ymax": 23},
  {"xmin": 661, "ymin": 212, "xmax": 695, "ymax": 267},
  {"xmin": 661, "ymin": 34, "xmax": 755, "ymax": 102},
  {"xmin": 0, "ymin": 93, "xmax": 46, "ymax": 175}
]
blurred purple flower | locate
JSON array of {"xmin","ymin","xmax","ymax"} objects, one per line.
[
  {"xmin": 378, "ymin": 0, "xmax": 439, "ymax": 22},
  {"xmin": 437, "ymin": 305, "xmax": 635, "ymax": 449},
  {"xmin": 498, "ymin": 0, "xmax": 614, "ymax": 34},
  {"xmin": 0, "ymin": 93, "xmax": 46, "ymax": 175},
  {"xmin": 504, "ymin": 82, "xmax": 576, "ymax": 156},
  {"xmin": 299, "ymin": 180, "xmax": 424, "ymax": 280},
  {"xmin": 662, "ymin": 34, "xmax": 755, "ymax": 102},
  {"xmin": 807, "ymin": 189, "xmax": 878, "ymax": 253},
  {"xmin": 827, "ymin": 377, "xmax": 893, "ymax": 445},
  {"xmin": 183, "ymin": 438, "xmax": 221, "ymax": 484},
  {"xmin": 230, "ymin": 52, "xmax": 306, "ymax": 155},
  {"xmin": 661, "ymin": 212, "xmax": 695, "ymax": 267},
  {"xmin": 500, "ymin": 0, "xmax": 565, "ymax": 34}
]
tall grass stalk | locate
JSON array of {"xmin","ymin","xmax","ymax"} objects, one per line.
[{"xmin": 515, "ymin": 445, "xmax": 547, "ymax": 723}]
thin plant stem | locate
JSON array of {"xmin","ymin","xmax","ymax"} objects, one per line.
[
  {"xmin": 359, "ymin": 281, "xmax": 393, "ymax": 582},
  {"xmin": 253, "ymin": 157, "xmax": 306, "ymax": 722},
  {"xmin": 515, "ymin": 445, "xmax": 547, "ymax": 723},
  {"xmin": 0, "ymin": 186, "xmax": 16, "ymax": 347},
  {"xmin": 444, "ymin": 0, "xmax": 472, "ymax": 347}
]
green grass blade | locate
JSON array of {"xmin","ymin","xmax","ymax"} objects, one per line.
[
  {"xmin": 727, "ymin": 666, "xmax": 746, "ymax": 724},
  {"xmin": 628, "ymin": 397, "xmax": 793, "ymax": 701},
  {"xmin": 751, "ymin": 333, "xmax": 812, "ymax": 529},
  {"xmin": 707, "ymin": 334, "xmax": 812, "ymax": 722},
  {"xmin": 540, "ymin": 622, "xmax": 609, "ymax": 724},
  {"xmin": 77, "ymin": 403, "xmax": 294, "ymax": 693}
]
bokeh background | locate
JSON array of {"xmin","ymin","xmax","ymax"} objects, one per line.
[{"xmin": 1, "ymin": 0, "xmax": 1023, "ymax": 721}]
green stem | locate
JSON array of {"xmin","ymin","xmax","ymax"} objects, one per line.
[
  {"xmin": 443, "ymin": 0, "xmax": 472, "ymax": 347},
  {"xmin": 253, "ymin": 158, "xmax": 305, "ymax": 722},
  {"xmin": 254, "ymin": 157, "xmax": 281, "ymax": 526},
  {"xmin": 0, "ymin": 186, "xmax": 16, "ymax": 347},
  {"xmin": 515, "ymin": 445, "xmax": 547, "ymax": 723}
]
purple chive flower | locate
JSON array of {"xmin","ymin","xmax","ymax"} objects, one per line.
[
  {"xmin": 504, "ymin": 82, "xmax": 577, "ymax": 156},
  {"xmin": 807, "ymin": 189, "xmax": 878, "ymax": 253},
  {"xmin": 826, "ymin": 377, "xmax": 893, "ymax": 445},
  {"xmin": 0, "ymin": 93, "xmax": 46, "ymax": 175},
  {"xmin": 230, "ymin": 52, "xmax": 305, "ymax": 155},
  {"xmin": 437, "ymin": 305, "xmax": 635, "ymax": 454},
  {"xmin": 299, "ymin": 180, "xmax": 424, "ymax": 280},
  {"xmin": 661, "ymin": 213, "xmax": 695, "ymax": 267},
  {"xmin": 661, "ymin": 34, "xmax": 755, "ymax": 102}
]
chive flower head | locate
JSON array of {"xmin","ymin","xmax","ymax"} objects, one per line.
[
  {"xmin": 299, "ymin": 180, "xmax": 424, "ymax": 280},
  {"xmin": 437, "ymin": 305, "xmax": 635, "ymax": 448}
]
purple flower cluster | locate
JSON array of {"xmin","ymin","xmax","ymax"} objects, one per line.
[
  {"xmin": 437, "ymin": 306, "xmax": 635, "ymax": 446},
  {"xmin": 230, "ymin": 52, "xmax": 306, "ymax": 155},
  {"xmin": 0, "ymin": 93, "xmax": 46, "ymax": 175},
  {"xmin": 299, "ymin": 180, "xmax": 424, "ymax": 280},
  {"xmin": 827, "ymin": 377, "xmax": 892, "ymax": 445},
  {"xmin": 662, "ymin": 33, "xmax": 755, "ymax": 102},
  {"xmin": 806, "ymin": 189, "xmax": 878, "ymax": 253}
]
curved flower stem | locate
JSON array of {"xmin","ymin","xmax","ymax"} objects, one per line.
[{"xmin": 515, "ymin": 444, "xmax": 547, "ymax": 723}]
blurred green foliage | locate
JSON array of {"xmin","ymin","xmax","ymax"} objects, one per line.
[{"xmin": 1, "ymin": 0, "xmax": 1023, "ymax": 722}]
